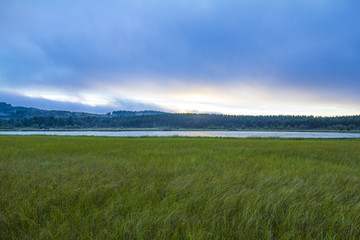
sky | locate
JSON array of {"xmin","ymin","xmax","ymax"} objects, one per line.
[{"xmin": 1, "ymin": 0, "xmax": 360, "ymax": 115}]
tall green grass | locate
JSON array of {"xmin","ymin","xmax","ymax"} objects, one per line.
[{"xmin": 1, "ymin": 136, "xmax": 360, "ymax": 239}]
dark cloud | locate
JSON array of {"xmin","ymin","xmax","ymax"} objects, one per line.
[{"xmin": 1, "ymin": 0, "xmax": 360, "ymax": 106}]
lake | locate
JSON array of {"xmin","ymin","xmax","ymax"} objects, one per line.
[{"xmin": 1, "ymin": 130, "xmax": 360, "ymax": 138}]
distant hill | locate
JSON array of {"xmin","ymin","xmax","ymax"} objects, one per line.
[
  {"xmin": 0, "ymin": 102, "xmax": 165, "ymax": 120},
  {"xmin": 111, "ymin": 110, "xmax": 165, "ymax": 117},
  {"xmin": 0, "ymin": 102, "xmax": 101, "ymax": 120}
]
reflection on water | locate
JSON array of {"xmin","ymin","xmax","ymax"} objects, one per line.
[{"xmin": 1, "ymin": 131, "xmax": 360, "ymax": 138}]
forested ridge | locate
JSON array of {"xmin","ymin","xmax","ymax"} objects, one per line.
[{"xmin": 1, "ymin": 102, "xmax": 360, "ymax": 130}]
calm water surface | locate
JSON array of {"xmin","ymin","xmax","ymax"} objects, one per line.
[{"xmin": 1, "ymin": 131, "xmax": 360, "ymax": 138}]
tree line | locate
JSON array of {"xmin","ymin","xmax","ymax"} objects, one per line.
[{"xmin": 1, "ymin": 114, "xmax": 360, "ymax": 130}]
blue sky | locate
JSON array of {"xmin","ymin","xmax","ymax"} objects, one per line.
[{"xmin": 1, "ymin": 0, "xmax": 360, "ymax": 115}]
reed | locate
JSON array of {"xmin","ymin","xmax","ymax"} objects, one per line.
[{"xmin": 1, "ymin": 136, "xmax": 360, "ymax": 239}]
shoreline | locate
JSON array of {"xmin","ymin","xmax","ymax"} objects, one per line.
[{"xmin": 0, "ymin": 128, "xmax": 360, "ymax": 133}]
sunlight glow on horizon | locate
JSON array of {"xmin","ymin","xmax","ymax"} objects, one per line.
[{"xmin": 5, "ymin": 83, "xmax": 360, "ymax": 116}]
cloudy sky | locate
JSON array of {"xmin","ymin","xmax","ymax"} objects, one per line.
[{"xmin": 1, "ymin": 0, "xmax": 360, "ymax": 115}]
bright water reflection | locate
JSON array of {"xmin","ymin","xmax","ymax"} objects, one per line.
[{"xmin": 1, "ymin": 131, "xmax": 360, "ymax": 138}]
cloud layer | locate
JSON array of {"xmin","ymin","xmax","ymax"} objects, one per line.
[{"xmin": 1, "ymin": 0, "xmax": 360, "ymax": 115}]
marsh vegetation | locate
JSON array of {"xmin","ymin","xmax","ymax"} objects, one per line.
[{"xmin": 1, "ymin": 136, "xmax": 360, "ymax": 239}]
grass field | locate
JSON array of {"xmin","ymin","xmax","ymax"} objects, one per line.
[{"xmin": 1, "ymin": 136, "xmax": 360, "ymax": 239}]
